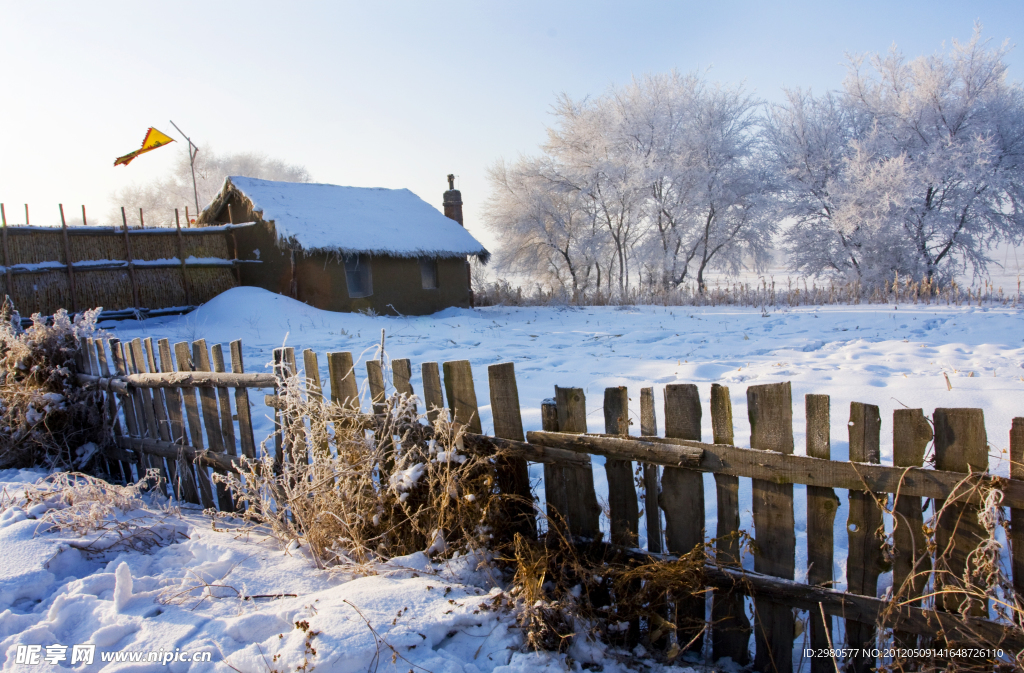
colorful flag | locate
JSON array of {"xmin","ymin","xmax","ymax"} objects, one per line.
[{"xmin": 114, "ymin": 128, "xmax": 175, "ymax": 167}]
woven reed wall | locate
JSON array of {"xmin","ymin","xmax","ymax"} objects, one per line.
[{"xmin": 2, "ymin": 227, "xmax": 238, "ymax": 315}]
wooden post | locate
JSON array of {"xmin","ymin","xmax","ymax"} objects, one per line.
[
  {"xmin": 393, "ymin": 358, "xmax": 415, "ymax": 408},
  {"xmin": 747, "ymin": 381, "xmax": 795, "ymax": 673},
  {"xmin": 892, "ymin": 408, "xmax": 932, "ymax": 649},
  {"xmin": 1, "ymin": 204, "xmax": 12, "ymax": 300},
  {"xmin": 639, "ymin": 387, "xmax": 661, "ymax": 553},
  {"xmin": 443, "ymin": 360, "xmax": 482, "ymax": 433},
  {"xmin": 185, "ymin": 206, "xmax": 190, "ymax": 228},
  {"xmin": 366, "ymin": 360, "xmax": 386, "ymax": 415},
  {"xmin": 661, "ymin": 383, "xmax": 705, "ymax": 654},
  {"xmin": 488, "ymin": 362, "xmax": 536, "ymax": 538},
  {"xmin": 553, "ymin": 386, "xmax": 601, "ymax": 539},
  {"xmin": 175, "ymin": 209, "xmax": 192, "ymax": 305},
  {"xmin": 1012, "ymin": 418, "xmax": 1024, "ymax": 600},
  {"xmin": 934, "ymin": 408, "xmax": 989, "ymax": 617},
  {"xmin": 192, "ymin": 339, "xmax": 225, "ymax": 453},
  {"xmin": 24, "ymin": 204, "xmax": 28, "ymax": 225},
  {"xmin": 58, "ymin": 204, "xmax": 77, "ymax": 312},
  {"xmin": 846, "ymin": 402, "xmax": 884, "ymax": 673},
  {"xmin": 303, "ymin": 348, "xmax": 330, "ymax": 461},
  {"xmin": 710, "ymin": 383, "xmax": 749, "ymax": 664},
  {"xmin": 174, "ymin": 341, "xmax": 216, "ymax": 508},
  {"xmin": 138, "ymin": 208, "xmax": 145, "ymax": 229},
  {"xmin": 121, "ymin": 207, "xmax": 140, "ymax": 308},
  {"xmin": 108, "ymin": 338, "xmax": 145, "ymax": 481},
  {"xmin": 806, "ymin": 394, "xmax": 838, "ymax": 673},
  {"xmin": 541, "ymin": 397, "xmax": 571, "ymax": 534},
  {"xmin": 604, "ymin": 387, "xmax": 639, "ymax": 546},
  {"xmin": 81, "ymin": 205, "xmax": 87, "ymax": 226},
  {"xmin": 142, "ymin": 338, "xmax": 177, "ymax": 492},
  {"xmin": 327, "ymin": 351, "xmax": 359, "ymax": 410},
  {"xmin": 157, "ymin": 338, "xmax": 200, "ymax": 504},
  {"xmin": 127, "ymin": 339, "xmax": 161, "ymax": 475},
  {"xmin": 94, "ymin": 339, "xmax": 127, "ymax": 482},
  {"xmin": 230, "ymin": 340, "xmax": 256, "ymax": 459},
  {"xmin": 211, "ymin": 344, "xmax": 238, "ymax": 454},
  {"xmin": 421, "ymin": 362, "xmax": 444, "ymax": 424}
]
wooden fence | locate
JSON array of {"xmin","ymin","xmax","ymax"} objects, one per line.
[
  {"xmin": 75, "ymin": 337, "xmax": 1024, "ymax": 670},
  {"xmin": 0, "ymin": 204, "xmax": 256, "ymax": 316}
]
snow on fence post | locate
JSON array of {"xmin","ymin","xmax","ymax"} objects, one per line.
[
  {"xmin": 108, "ymin": 338, "xmax": 146, "ymax": 482},
  {"xmin": 177, "ymin": 341, "xmax": 216, "ymax": 509},
  {"xmin": 604, "ymin": 386, "xmax": 639, "ymax": 547},
  {"xmin": 933, "ymin": 408, "xmax": 989, "ymax": 617},
  {"xmin": 442, "ymin": 360, "xmax": 482, "ymax": 434},
  {"xmin": 747, "ymin": 381, "xmax": 796, "ymax": 673},
  {"xmin": 639, "ymin": 387, "xmax": 661, "ymax": 553},
  {"xmin": 553, "ymin": 386, "xmax": 601, "ymax": 539},
  {"xmin": 420, "ymin": 362, "xmax": 444, "ymax": 424},
  {"xmin": 487, "ymin": 362, "xmax": 536, "ymax": 539},
  {"xmin": 230, "ymin": 340, "xmax": 256, "ymax": 460},
  {"xmin": 327, "ymin": 351, "xmax": 359, "ymax": 411},
  {"xmin": 158, "ymin": 338, "xmax": 200, "ymax": 504},
  {"xmin": 709, "ymin": 383, "xmax": 750, "ymax": 665},
  {"xmin": 1012, "ymin": 418, "xmax": 1024, "ymax": 600},
  {"xmin": 892, "ymin": 408, "xmax": 932, "ymax": 649},
  {"xmin": 846, "ymin": 401, "xmax": 883, "ymax": 673},
  {"xmin": 661, "ymin": 383, "xmax": 706, "ymax": 655},
  {"xmin": 805, "ymin": 394, "xmax": 838, "ymax": 673},
  {"xmin": 127, "ymin": 338, "xmax": 168, "ymax": 484}
]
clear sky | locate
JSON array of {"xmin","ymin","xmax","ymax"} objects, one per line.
[{"xmin": 2, "ymin": 1, "xmax": 1022, "ymax": 252}]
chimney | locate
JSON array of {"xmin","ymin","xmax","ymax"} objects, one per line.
[{"xmin": 442, "ymin": 174, "xmax": 463, "ymax": 226}]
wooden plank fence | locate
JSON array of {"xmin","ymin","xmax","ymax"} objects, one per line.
[{"xmin": 74, "ymin": 338, "xmax": 1024, "ymax": 668}]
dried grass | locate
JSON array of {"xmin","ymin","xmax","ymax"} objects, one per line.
[{"xmin": 0, "ymin": 299, "xmax": 107, "ymax": 469}]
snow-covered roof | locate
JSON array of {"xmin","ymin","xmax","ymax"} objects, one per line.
[{"xmin": 210, "ymin": 176, "xmax": 489, "ymax": 261}]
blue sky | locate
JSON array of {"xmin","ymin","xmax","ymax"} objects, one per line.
[{"xmin": 2, "ymin": 1, "xmax": 1021, "ymax": 250}]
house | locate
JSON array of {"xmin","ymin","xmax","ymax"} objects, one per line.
[{"xmin": 197, "ymin": 176, "xmax": 489, "ymax": 315}]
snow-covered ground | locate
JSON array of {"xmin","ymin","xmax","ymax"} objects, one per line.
[{"xmin": 3, "ymin": 287, "xmax": 1023, "ymax": 670}]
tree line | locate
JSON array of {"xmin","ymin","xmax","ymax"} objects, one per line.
[{"xmin": 483, "ymin": 29, "xmax": 1024, "ymax": 298}]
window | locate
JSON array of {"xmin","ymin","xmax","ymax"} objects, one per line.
[
  {"xmin": 344, "ymin": 254, "xmax": 372, "ymax": 298},
  {"xmin": 420, "ymin": 257, "xmax": 438, "ymax": 290}
]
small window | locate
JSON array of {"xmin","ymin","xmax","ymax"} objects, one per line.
[
  {"xmin": 344, "ymin": 254, "xmax": 373, "ymax": 298},
  {"xmin": 420, "ymin": 257, "xmax": 438, "ymax": 290}
]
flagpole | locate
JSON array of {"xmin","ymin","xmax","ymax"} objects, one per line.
[{"xmin": 169, "ymin": 120, "xmax": 200, "ymax": 219}]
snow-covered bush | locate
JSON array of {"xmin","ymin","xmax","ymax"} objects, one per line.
[
  {"xmin": 214, "ymin": 370, "xmax": 505, "ymax": 570},
  {"xmin": 0, "ymin": 298, "xmax": 106, "ymax": 469}
]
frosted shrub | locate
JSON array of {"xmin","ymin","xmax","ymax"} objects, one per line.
[
  {"xmin": 0, "ymin": 298, "xmax": 105, "ymax": 469},
  {"xmin": 214, "ymin": 370, "xmax": 505, "ymax": 570}
]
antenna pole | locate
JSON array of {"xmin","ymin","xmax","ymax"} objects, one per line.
[{"xmin": 169, "ymin": 120, "xmax": 201, "ymax": 218}]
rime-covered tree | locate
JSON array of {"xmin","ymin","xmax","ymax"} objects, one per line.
[
  {"xmin": 768, "ymin": 27, "xmax": 1024, "ymax": 285},
  {"xmin": 108, "ymin": 146, "xmax": 311, "ymax": 226}
]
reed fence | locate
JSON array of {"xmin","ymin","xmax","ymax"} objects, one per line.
[
  {"xmin": 74, "ymin": 337, "xmax": 1024, "ymax": 670},
  {"xmin": 0, "ymin": 204, "xmax": 256, "ymax": 316}
]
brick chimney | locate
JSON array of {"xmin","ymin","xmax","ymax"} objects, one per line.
[{"xmin": 442, "ymin": 174, "xmax": 464, "ymax": 226}]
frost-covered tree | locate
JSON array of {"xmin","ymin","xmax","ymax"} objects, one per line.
[
  {"xmin": 485, "ymin": 158, "xmax": 601, "ymax": 295},
  {"xmin": 108, "ymin": 146, "xmax": 311, "ymax": 226},
  {"xmin": 769, "ymin": 27, "xmax": 1024, "ymax": 284},
  {"xmin": 485, "ymin": 71, "xmax": 776, "ymax": 297}
]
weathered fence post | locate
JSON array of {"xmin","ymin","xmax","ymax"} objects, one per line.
[
  {"xmin": 933, "ymin": 408, "xmax": 988, "ymax": 617},
  {"xmin": 604, "ymin": 386, "xmax": 639, "ymax": 546},
  {"xmin": 846, "ymin": 402, "xmax": 883, "ymax": 673},
  {"xmin": 93, "ymin": 339, "xmax": 128, "ymax": 482},
  {"xmin": 366, "ymin": 360, "xmax": 386, "ymax": 414},
  {"xmin": 710, "ymin": 383, "xmax": 749, "ymax": 665},
  {"xmin": 747, "ymin": 381, "xmax": 795, "ymax": 673},
  {"xmin": 175, "ymin": 341, "xmax": 216, "ymax": 508},
  {"xmin": 443, "ymin": 360, "xmax": 482, "ymax": 433},
  {"xmin": 229, "ymin": 340, "xmax": 256, "ymax": 460},
  {"xmin": 128, "ymin": 338, "xmax": 168, "ymax": 483},
  {"xmin": 326, "ymin": 352, "xmax": 359, "ymax": 410},
  {"xmin": 108, "ymin": 338, "xmax": 145, "ymax": 481},
  {"xmin": 661, "ymin": 383, "xmax": 705, "ymax": 654},
  {"xmin": 158, "ymin": 338, "xmax": 200, "ymax": 504},
  {"xmin": 554, "ymin": 386, "xmax": 601, "ymax": 538},
  {"xmin": 392, "ymin": 358, "xmax": 415, "ymax": 402},
  {"xmin": 303, "ymin": 349, "xmax": 330, "ymax": 460},
  {"xmin": 488, "ymin": 362, "xmax": 536, "ymax": 538},
  {"xmin": 892, "ymin": 408, "xmax": 932, "ymax": 649},
  {"xmin": 1012, "ymin": 418, "xmax": 1024, "ymax": 600},
  {"xmin": 212, "ymin": 343, "xmax": 240, "ymax": 510},
  {"xmin": 639, "ymin": 387, "xmax": 661, "ymax": 553},
  {"xmin": 421, "ymin": 362, "xmax": 444, "ymax": 424},
  {"xmin": 806, "ymin": 394, "xmax": 838, "ymax": 673},
  {"xmin": 541, "ymin": 398, "xmax": 570, "ymax": 532}
]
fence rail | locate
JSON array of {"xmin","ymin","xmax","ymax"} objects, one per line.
[{"xmin": 75, "ymin": 335, "xmax": 1024, "ymax": 670}]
